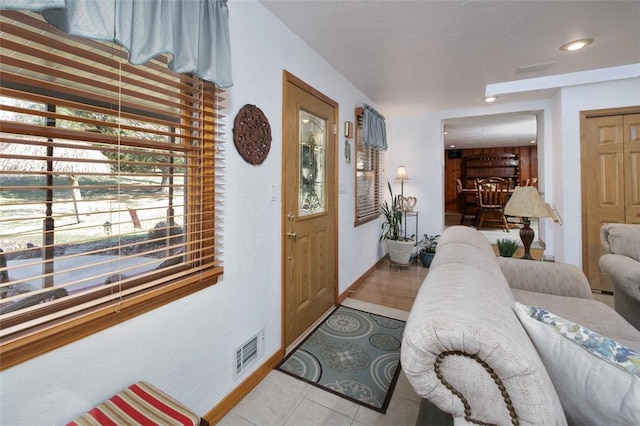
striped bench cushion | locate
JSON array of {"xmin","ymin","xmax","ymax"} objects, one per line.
[{"xmin": 68, "ymin": 381, "xmax": 206, "ymax": 426}]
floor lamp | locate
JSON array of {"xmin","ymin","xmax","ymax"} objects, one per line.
[
  {"xmin": 503, "ymin": 186, "xmax": 550, "ymax": 260},
  {"xmin": 395, "ymin": 165, "xmax": 409, "ymax": 199}
]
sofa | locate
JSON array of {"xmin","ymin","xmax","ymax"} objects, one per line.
[
  {"xmin": 401, "ymin": 226, "xmax": 640, "ymax": 426},
  {"xmin": 600, "ymin": 223, "xmax": 640, "ymax": 331}
]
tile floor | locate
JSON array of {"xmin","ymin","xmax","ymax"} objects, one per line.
[
  {"xmin": 217, "ymin": 248, "xmax": 615, "ymax": 426},
  {"xmin": 218, "ymin": 298, "xmax": 421, "ymax": 426}
]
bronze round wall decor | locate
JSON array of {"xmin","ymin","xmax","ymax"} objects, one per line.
[{"xmin": 233, "ymin": 104, "xmax": 272, "ymax": 165}]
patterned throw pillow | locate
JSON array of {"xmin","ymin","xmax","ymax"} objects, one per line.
[
  {"xmin": 519, "ymin": 303, "xmax": 640, "ymax": 377},
  {"xmin": 514, "ymin": 302, "xmax": 640, "ymax": 425}
]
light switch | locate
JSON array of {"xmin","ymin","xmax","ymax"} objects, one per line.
[{"xmin": 270, "ymin": 184, "xmax": 279, "ymax": 202}]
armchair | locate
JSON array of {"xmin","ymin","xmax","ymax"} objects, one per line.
[{"xmin": 599, "ymin": 223, "xmax": 640, "ymax": 330}]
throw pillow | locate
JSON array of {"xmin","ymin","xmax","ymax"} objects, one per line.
[{"xmin": 514, "ymin": 302, "xmax": 640, "ymax": 426}]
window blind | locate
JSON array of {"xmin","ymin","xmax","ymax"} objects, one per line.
[
  {"xmin": 354, "ymin": 107, "xmax": 384, "ymax": 225},
  {"xmin": 0, "ymin": 11, "xmax": 224, "ymax": 342}
]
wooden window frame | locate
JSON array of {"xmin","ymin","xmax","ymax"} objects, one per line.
[
  {"xmin": 0, "ymin": 11, "xmax": 224, "ymax": 369},
  {"xmin": 354, "ymin": 107, "xmax": 383, "ymax": 226}
]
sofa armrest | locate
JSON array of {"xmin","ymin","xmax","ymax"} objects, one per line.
[
  {"xmin": 497, "ymin": 257, "xmax": 593, "ymax": 299},
  {"xmin": 402, "ymin": 264, "xmax": 566, "ymax": 425}
]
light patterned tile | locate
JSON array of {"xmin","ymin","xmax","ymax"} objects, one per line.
[
  {"xmin": 304, "ymin": 386, "xmax": 359, "ymax": 419},
  {"xmin": 353, "ymin": 388, "xmax": 420, "ymax": 426},
  {"xmin": 284, "ymin": 398, "xmax": 352, "ymax": 426},
  {"xmin": 217, "ymin": 411, "xmax": 256, "ymax": 426},
  {"xmin": 264, "ymin": 369, "xmax": 311, "ymax": 397},
  {"xmin": 342, "ymin": 298, "xmax": 409, "ymax": 321},
  {"xmin": 231, "ymin": 380, "xmax": 303, "ymax": 426}
]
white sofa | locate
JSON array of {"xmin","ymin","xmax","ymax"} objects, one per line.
[{"xmin": 401, "ymin": 226, "xmax": 640, "ymax": 425}]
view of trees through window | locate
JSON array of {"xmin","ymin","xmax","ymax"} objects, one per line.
[
  {"xmin": 1, "ymin": 96, "xmax": 188, "ymax": 297},
  {"xmin": 0, "ymin": 11, "xmax": 221, "ymax": 340}
]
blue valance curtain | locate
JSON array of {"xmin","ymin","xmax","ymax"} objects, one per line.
[
  {"xmin": 0, "ymin": 0, "xmax": 232, "ymax": 88},
  {"xmin": 363, "ymin": 104, "xmax": 387, "ymax": 150}
]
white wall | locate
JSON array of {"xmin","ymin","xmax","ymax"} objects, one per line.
[
  {"xmin": 385, "ymin": 77, "xmax": 640, "ymax": 266},
  {"xmin": 551, "ymin": 77, "xmax": 640, "ymax": 265},
  {"xmin": 3, "ymin": 4, "xmax": 637, "ymax": 423},
  {"xmin": 386, "ymin": 100, "xmax": 553, "ymax": 241},
  {"xmin": 0, "ymin": 1, "xmax": 384, "ymax": 424}
]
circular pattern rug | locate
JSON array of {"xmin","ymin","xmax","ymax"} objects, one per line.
[{"xmin": 277, "ymin": 305, "xmax": 406, "ymax": 413}]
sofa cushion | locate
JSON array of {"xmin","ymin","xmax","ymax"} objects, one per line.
[
  {"xmin": 514, "ymin": 302, "xmax": 640, "ymax": 426},
  {"xmin": 512, "ymin": 288, "xmax": 640, "ymax": 352}
]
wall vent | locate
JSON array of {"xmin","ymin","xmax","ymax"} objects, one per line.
[{"xmin": 235, "ymin": 329, "xmax": 264, "ymax": 377}]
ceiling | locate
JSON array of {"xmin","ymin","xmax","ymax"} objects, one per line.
[{"xmin": 259, "ymin": 0, "xmax": 640, "ymax": 149}]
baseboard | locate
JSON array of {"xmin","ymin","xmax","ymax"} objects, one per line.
[
  {"xmin": 203, "ymin": 348, "xmax": 285, "ymax": 424},
  {"xmin": 204, "ymin": 256, "xmax": 389, "ymax": 423},
  {"xmin": 338, "ymin": 255, "xmax": 388, "ymax": 304}
]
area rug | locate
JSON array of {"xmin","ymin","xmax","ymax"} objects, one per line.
[{"xmin": 276, "ymin": 305, "xmax": 406, "ymax": 413}]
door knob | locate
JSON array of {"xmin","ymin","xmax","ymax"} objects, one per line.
[{"xmin": 287, "ymin": 232, "xmax": 297, "ymax": 240}]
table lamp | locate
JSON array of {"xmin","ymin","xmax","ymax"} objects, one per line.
[
  {"xmin": 395, "ymin": 165, "xmax": 409, "ymax": 198},
  {"xmin": 503, "ymin": 186, "xmax": 550, "ymax": 260}
]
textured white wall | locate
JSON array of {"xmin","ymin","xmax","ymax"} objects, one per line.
[
  {"xmin": 385, "ymin": 78, "xmax": 639, "ymax": 267},
  {"xmin": 552, "ymin": 77, "xmax": 640, "ymax": 266},
  {"xmin": 0, "ymin": 1, "xmax": 382, "ymax": 424},
  {"xmin": 386, "ymin": 100, "xmax": 552, "ymax": 240}
]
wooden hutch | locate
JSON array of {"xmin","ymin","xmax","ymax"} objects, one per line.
[{"xmin": 463, "ymin": 153, "xmax": 519, "ymax": 186}]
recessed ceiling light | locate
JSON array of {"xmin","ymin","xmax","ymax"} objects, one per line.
[
  {"xmin": 444, "ymin": 131, "xmax": 448, "ymax": 135},
  {"xmin": 483, "ymin": 96, "xmax": 499, "ymax": 103},
  {"xmin": 529, "ymin": 140, "xmax": 536, "ymax": 144},
  {"xmin": 449, "ymin": 144, "xmax": 456, "ymax": 148},
  {"xmin": 559, "ymin": 38, "xmax": 593, "ymax": 51}
]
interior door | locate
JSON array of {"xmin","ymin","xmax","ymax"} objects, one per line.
[
  {"xmin": 624, "ymin": 114, "xmax": 640, "ymax": 224},
  {"xmin": 582, "ymin": 111, "xmax": 640, "ymax": 291},
  {"xmin": 583, "ymin": 115, "xmax": 625, "ymax": 292},
  {"xmin": 282, "ymin": 72, "xmax": 338, "ymax": 348}
]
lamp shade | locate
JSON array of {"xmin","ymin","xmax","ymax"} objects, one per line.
[
  {"xmin": 504, "ymin": 187, "xmax": 550, "ymax": 218},
  {"xmin": 395, "ymin": 165, "xmax": 409, "ymax": 181}
]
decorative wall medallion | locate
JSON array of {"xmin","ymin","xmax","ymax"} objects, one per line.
[{"xmin": 233, "ymin": 104, "xmax": 272, "ymax": 165}]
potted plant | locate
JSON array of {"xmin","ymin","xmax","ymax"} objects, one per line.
[
  {"xmin": 496, "ymin": 238, "xmax": 520, "ymax": 257},
  {"xmin": 380, "ymin": 182, "xmax": 415, "ymax": 265},
  {"xmin": 418, "ymin": 234, "xmax": 439, "ymax": 267}
]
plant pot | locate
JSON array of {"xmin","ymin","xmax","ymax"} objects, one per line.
[
  {"xmin": 419, "ymin": 251, "xmax": 435, "ymax": 268},
  {"xmin": 385, "ymin": 239, "xmax": 415, "ymax": 265}
]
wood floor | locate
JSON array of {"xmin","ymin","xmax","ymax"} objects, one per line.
[
  {"xmin": 347, "ymin": 258, "xmax": 428, "ymax": 312},
  {"xmin": 346, "ymin": 252, "xmax": 614, "ymax": 313}
]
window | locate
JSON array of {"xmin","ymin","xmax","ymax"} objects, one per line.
[
  {"xmin": 354, "ymin": 107, "xmax": 384, "ymax": 225},
  {"xmin": 0, "ymin": 11, "xmax": 224, "ymax": 368}
]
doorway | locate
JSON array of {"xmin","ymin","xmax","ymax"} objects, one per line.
[{"xmin": 282, "ymin": 71, "xmax": 338, "ymax": 348}]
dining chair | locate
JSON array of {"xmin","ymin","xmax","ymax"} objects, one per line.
[
  {"xmin": 476, "ymin": 177, "xmax": 511, "ymax": 232},
  {"xmin": 456, "ymin": 178, "xmax": 477, "ymax": 225}
]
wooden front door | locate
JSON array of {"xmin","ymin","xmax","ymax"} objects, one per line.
[
  {"xmin": 282, "ymin": 72, "xmax": 338, "ymax": 348},
  {"xmin": 581, "ymin": 111, "xmax": 640, "ymax": 291}
]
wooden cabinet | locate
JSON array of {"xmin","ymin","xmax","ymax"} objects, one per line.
[
  {"xmin": 445, "ymin": 147, "xmax": 536, "ymax": 213},
  {"xmin": 463, "ymin": 153, "xmax": 519, "ymax": 185}
]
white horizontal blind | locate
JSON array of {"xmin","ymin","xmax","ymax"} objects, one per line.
[
  {"xmin": 355, "ymin": 108, "xmax": 384, "ymax": 225},
  {"xmin": 0, "ymin": 11, "xmax": 224, "ymax": 334}
]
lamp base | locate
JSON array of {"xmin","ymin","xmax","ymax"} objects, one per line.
[{"xmin": 519, "ymin": 218, "xmax": 535, "ymax": 260}]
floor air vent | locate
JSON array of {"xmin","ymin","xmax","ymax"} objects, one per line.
[{"xmin": 235, "ymin": 329, "xmax": 264, "ymax": 377}]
